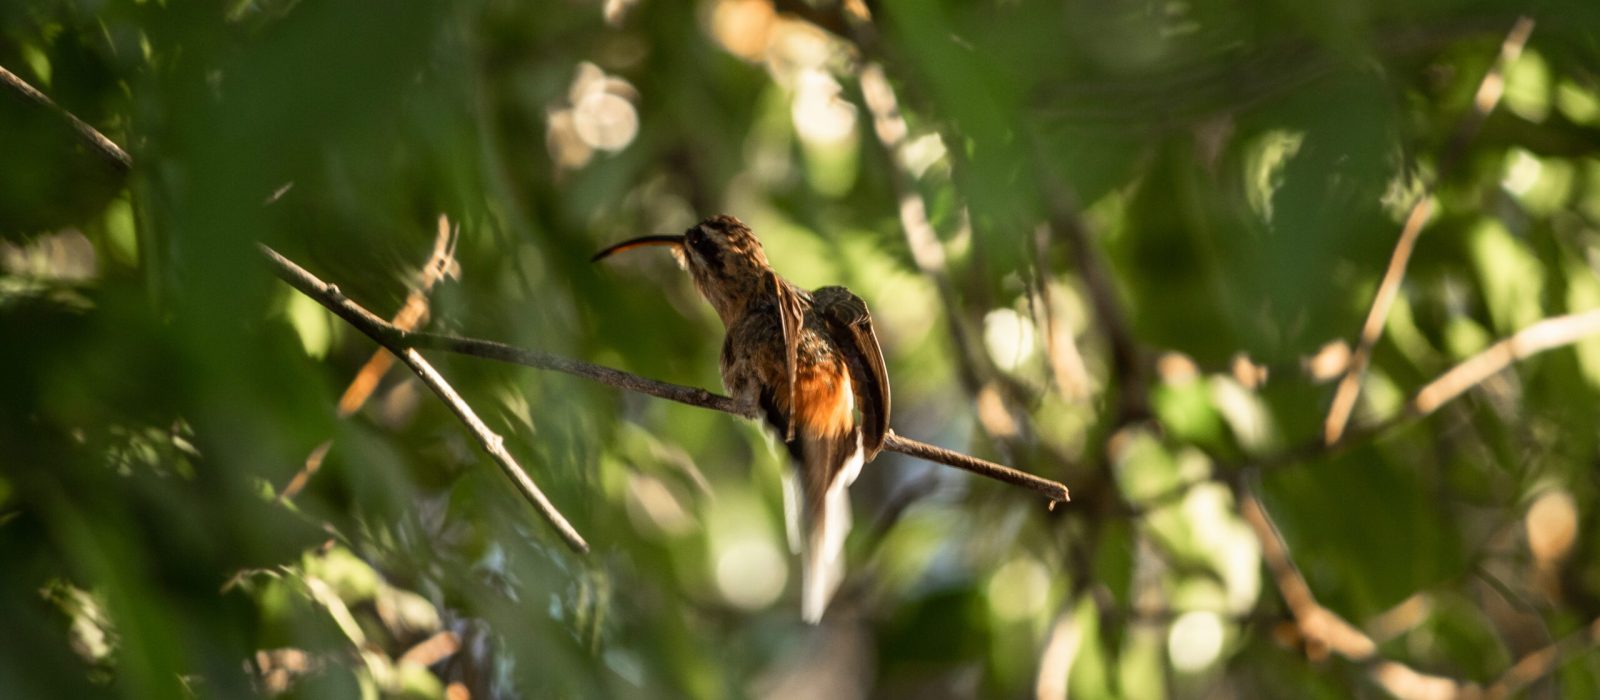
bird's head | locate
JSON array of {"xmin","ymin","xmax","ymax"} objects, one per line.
[{"xmin": 593, "ymin": 214, "xmax": 772, "ymax": 323}]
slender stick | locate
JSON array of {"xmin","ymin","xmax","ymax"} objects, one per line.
[
  {"xmin": 1484, "ymin": 616, "xmax": 1600, "ymax": 698},
  {"xmin": 393, "ymin": 345, "xmax": 589, "ymax": 552},
  {"xmin": 1408, "ymin": 309, "xmax": 1600, "ymax": 415},
  {"xmin": 404, "ymin": 332, "xmax": 1069, "ymax": 502},
  {"xmin": 0, "ymin": 64, "xmax": 132, "ymax": 172},
  {"xmin": 1247, "ymin": 307, "xmax": 1600, "ymax": 473},
  {"xmin": 280, "ymin": 216, "xmax": 459, "ymax": 501},
  {"xmin": 1239, "ymin": 487, "xmax": 1472, "ymax": 700},
  {"xmin": 403, "ymin": 333, "xmax": 752, "ymax": 417},
  {"xmin": 259, "ymin": 244, "xmax": 590, "ymax": 554},
  {"xmin": 1322, "ymin": 16, "xmax": 1535, "ymax": 444},
  {"xmin": 884, "ymin": 432, "xmax": 1069, "ymax": 503}
]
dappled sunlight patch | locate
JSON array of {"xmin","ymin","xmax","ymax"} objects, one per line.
[
  {"xmin": 1167, "ymin": 610, "xmax": 1225, "ymax": 673},
  {"xmin": 1304, "ymin": 340, "xmax": 1350, "ymax": 383},
  {"xmin": 1564, "ymin": 261, "xmax": 1600, "ymax": 388},
  {"xmin": 1503, "ymin": 49, "xmax": 1551, "ymax": 123},
  {"xmin": 1469, "ymin": 218, "xmax": 1546, "ymax": 332},
  {"xmin": 546, "ymin": 63, "xmax": 640, "ymax": 171},
  {"xmin": 985, "ymin": 555, "xmax": 1052, "ymax": 623},
  {"xmin": 1555, "ymin": 80, "xmax": 1600, "ymax": 124},
  {"xmin": 1502, "ymin": 147, "xmax": 1575, "ymax": 216},
  {"xmin": 40, "ymin": 580, "xmax": 116, "ymax": 678},
  {"xmin": 1242, "ymin": 130, "xmax": 1305, "ymax": 225},
  {"xmin": 283, "ymin": 289, "xmax": 333, "ymax": 359},
  {"xmin": 982, "ymin": 307, "xmax": 1037, "ymax": 372},
  {"xmin": 714, "ymin": 536, "xmax": 788, "ymax": 610},
  {"xmin": 1526, "ymin": 489, "xmax": 1577, "ymax": 571},
  {"xmin": 709, "ymin": 0, "xmax": 777, "ymax": 61},
  {"xmin": 625, "ymin": 472, "xmax": 697, "ymax": 538},
  {"xmin": 2, "ymin": 230, "xmax": 97, "ymax": 282},
  {"xmin": 1209, "ymin": 375, "xmax": 1276, "ymax": 452},
  {"xmin": 705, "ymin": 492, "xmax": 788, "ymax": 611},
  {"xmin": 791, "ymin": 68, "xmax": 860, "ymax": 196}
]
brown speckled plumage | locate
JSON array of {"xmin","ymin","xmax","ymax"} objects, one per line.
[{"xmin": 595, "ymin": 214, "xmax": 891, "ymax": 622}]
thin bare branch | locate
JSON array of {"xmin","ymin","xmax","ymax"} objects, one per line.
[
  {"xmin": 1485, "ymin": 617, "xmax": 1600, "ymax": 699},
  {"xmin": 857, "ymin": 62, "xmax": 989, "ymax": 395},
  {"xmin": 883, "ymin": 432, "xmax": 1068, "ymax": 502},
  {"xmin": 1247, "ymin": 307, "xmax": 1600, "ymax": 474},
  {"xmin": 0, "ymin": 64, "xmax": 132, "ymax": 172},
  {"xmin": 1408, "ymin": 309, "xmax": 1600, "ymax": 415},
  {"xmin": 1323, "ymin": 16, "xmax": 1536, "ymax": 444},
  {"xmin": 403, "ymin": 332, "xmax": 752, "ymax": 417},
  {"xmin": 394, "ymin": 345, "xmax": 589, "ymax": 552},
  {"xmin": 1245, "ymin": 481, "xmax": 1600, "ymax": 698},
  {"xmin": 1029, "ymin": 133, "xmax": 1147, "ymax": 422},
  {"xmin": 403, "ymin": 330, "xmax": 1067, "ymax": 502},
  {"xmin": 1239, "ymin": 488, "xmax": 1479, "ymax": 699},
  {"xmin": 281, "ymin": 216, "xmax": 460, "ymax": 502},
  {"xmin": 259, "ymin": 244, "xmax": 589, "ymax": 554},
  {"xmin": 1240, "ymin": 491, "xmax": 1377, "ymax": 660}
]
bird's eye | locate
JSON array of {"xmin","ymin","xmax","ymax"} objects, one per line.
[{"xmin": 688, "ymin": 228, "xmax": 715, "ymax": 253}]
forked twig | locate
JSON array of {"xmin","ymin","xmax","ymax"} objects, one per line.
[
  {"xmin": 279, "ymin": 216, "xmax": 459, "ymax": 501},
  {"xmin": 259, "ymin": 244, "xmax": 589, "ymax": 554},
  {"xmin": 1323, "ymin": 16, "xmax": 1536, "ymax": 444}
]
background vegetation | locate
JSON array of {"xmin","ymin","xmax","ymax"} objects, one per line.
[{"xmin": 3, "ymin": 0, "xmax": 1600, "ymax": 697}]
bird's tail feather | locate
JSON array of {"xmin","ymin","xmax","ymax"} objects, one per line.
[{"xmin": 796, "ymin": 431, "xmax": 864, "ymax": 624}]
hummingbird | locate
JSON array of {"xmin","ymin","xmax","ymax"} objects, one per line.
[{"xmin": 593, "ymin": 214, "xmax": 891, "ymax": 622}]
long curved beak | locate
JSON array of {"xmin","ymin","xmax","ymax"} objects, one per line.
[{"xmin": 590, "ymin": 234, "xmax": 685, "ymax": 262}]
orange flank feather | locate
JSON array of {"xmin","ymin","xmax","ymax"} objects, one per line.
[{"xmin": 789, "ymin": 361, "xmax": 855, "ymax": 439}]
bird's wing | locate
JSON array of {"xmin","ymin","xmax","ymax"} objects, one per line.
[
  {"xmin": 813, "ymin": 286, "xmax": 891, "ymax": 459},
  {"xmin": 769, "ymin": 270, "xmax": 809, "ymax": 441}
]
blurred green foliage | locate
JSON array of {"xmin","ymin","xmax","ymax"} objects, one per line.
[{"xmin": 3, "ymin": 0, "xmax": 1600, "ymax": 697}]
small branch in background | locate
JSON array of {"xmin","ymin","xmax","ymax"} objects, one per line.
[
  {"xmin": 1028, "ymin": 132, "xmax": 1147, "ymax": 423},
  {"xmin": 1407, "ymin": 309, "xmax": 1600, "ymax": 415},
  {"xmin": 1239, "ymin": 490, "xmax": 1377, "ymax": 661},
  {"xmin": 259, "ymin": 244, "xmax": 590, "ymax": 554},
  {"xmin": 1238, "ymin": 488, "xmax": 1472, "ymax": 699},
  {"xmin": 397, "ymin": 631, "xmax": 461, "ymax": 668},
  {"xmin": 280, "ymin": 216, "xmax": 460, "ymax": 502},
  {"xmin": 1250, "ymin": 307, "xmax": 1600, "ymax": 472},
  {"xmin": 1322, "ymin": 16, "xmax": 1536, "ymax": 444},
  {"xmin": 1484, "ymin": 617, "xmax": 1600, "ymax": 698},
  {"xmin": 1030, "ymin": 226, "xmax": 1094, "ymax": 402},
  {"xmin": 0, "ymin": 64, "xmax": 132, "ymax": 172},
  {"xmin": 1243, "ymin": 484, "xmax": 1600, "ymax": 698},
  {"xmin": 335, "ymin": 217, "xmax": 460, "ymax": 417},
  {"xmin": 857, "ymin": 62, "xmax": 987, "ymax": 393}
]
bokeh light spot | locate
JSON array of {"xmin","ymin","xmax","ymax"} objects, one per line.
[
  {"xmin": 714, "ymin": 536, "xmax": 787, "ymax": 610},
  {"xmin": 987, "ymin": 556, "xmax": 1051, "ymax": 621},
  {"xmin": 983, "ymin": 308, "xmax": 1037, "ymax": 372},
  {"xmin": 1168, "ymin": 610, "xmax": 1225, "ymax": 673},
  {"xmin": 1527, "ymin": 489, "xmax": 1577, "ymax": 566},
  {"xmin": 573, "ymin": 91, "xmax": 638, "ymax": 152}
]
